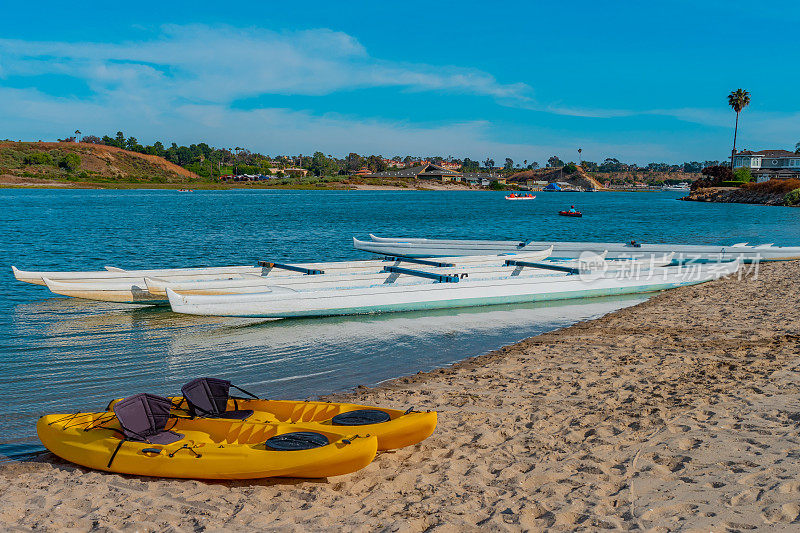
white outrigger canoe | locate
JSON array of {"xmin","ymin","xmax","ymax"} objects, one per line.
[
  {"xmin": 360, "ymin": 235, "xmax": 800, "ymax": 262},
  {"xmin": 166, "ymin": 260, "xmax": 741, "ymax": 318},
  {"xmin": 35, "ymin": 248, "xmax": 555, "ymax": 305}
]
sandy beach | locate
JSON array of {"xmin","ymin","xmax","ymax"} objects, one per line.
[{"xmin": 2, "ymin": 261, "xmax": 799, "ymax": 531}]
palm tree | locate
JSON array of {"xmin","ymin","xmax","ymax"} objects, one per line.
[
  {"xmin": 727, "ymin": 89, "xmax": 751, "ymax": 168},
  {"xmin": 233, "ymin": 147, "xmax": 242, "ymax": 175}
]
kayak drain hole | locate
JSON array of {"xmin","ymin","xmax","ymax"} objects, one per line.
[
  {"xmin": 265, "ymin": 432, "xmax": 329, "ymax": 451},
  {"xmin": 331, "ymin": 409, "xmax": 391, "ymax": 426}
]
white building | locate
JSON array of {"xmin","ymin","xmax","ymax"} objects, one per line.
[{"xmin": 733, "ymin": 150, "xmax": 800, "ymax": 182}]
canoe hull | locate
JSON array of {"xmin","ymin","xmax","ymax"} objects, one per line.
[
  {"xmin": 167, "ymin": 262, "xmax": 740, "ymax": 318},
  {"xmin": 364, "ymin": 235, "xmax": 800, "ymax": 261},
  {"xmin": 43, "ymin": 279, "xmax": 167, "ymax": 305}
]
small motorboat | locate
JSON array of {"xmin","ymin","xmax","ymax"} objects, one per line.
[
  {"xmin": 177, "ymin": 189, "xmax": 193, "ymax": 192},
  {"xmin": 558, "ymin": 206, "xmax": 582, "ymax": 217},
  {"xmin": 505, "ymin": 193, "xmax": 536, "ymax": 200}
]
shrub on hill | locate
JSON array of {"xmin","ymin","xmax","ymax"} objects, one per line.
[
  {"xmin": 22, "ymin": 152, "xmax": 54, "ymax": 166},
  {"xmin": 58, "ymin": 153, "xmax": 81, "ymax": 172},
  {"xmin": 563, "ymin": 162, "xmax": 578, "ymax": 174}
]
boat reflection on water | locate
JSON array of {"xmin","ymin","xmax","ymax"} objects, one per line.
[{"xmin": 4, "ymin": 293, "xmax": 648, "ymax": 458}]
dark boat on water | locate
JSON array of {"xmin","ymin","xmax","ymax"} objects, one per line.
[{"xmin": 558, "ymin": 206, "xmax": 582, "ymax": 218}]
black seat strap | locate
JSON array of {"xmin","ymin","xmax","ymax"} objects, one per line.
[
  {"xmin": 107, "ymin": 439, "xmax": 126, "ymax": 468},
  {"xmin": 231, "ymin": 384, "xmax": 260, "ymax": 399}
]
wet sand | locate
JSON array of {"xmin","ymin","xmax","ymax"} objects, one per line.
[{"xmin": 2, "ymin": 261, "xmax": 799, "ymax": 531}]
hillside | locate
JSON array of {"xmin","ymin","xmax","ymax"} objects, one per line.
[
  {"xmin": 590, "ymin": 171, "xmax": 701, "ymax": 185},
  {"xmin": 0, "ymin": 141, "xmax": 200, "ymax": 185},
  {"xmin": 508, "ymin": 165, "xmax": 606, "ymax": 190}
]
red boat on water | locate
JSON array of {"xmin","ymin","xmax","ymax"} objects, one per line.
[
  {"xmin": 558, "ymin": 206, "xmax": 582, "ymax": 217},
  {"xmin": 505, "ymin": 193, "xmax": 536, "ymax": 200}
]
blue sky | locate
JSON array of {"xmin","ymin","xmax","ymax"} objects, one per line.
[{"xmin": 1, "ymin": 0, "xmax": 798, "ymax": 164}]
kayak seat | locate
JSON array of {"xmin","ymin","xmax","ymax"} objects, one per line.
[
  {"xmin": 331, "ymin": 409, "xmax": 392, "ymax": 426},
  {"xmin": 113, "ymin": 393, "xmax": 184, "ymax": 445},
  {"xmin": 181, "ymin": 377, "xmax": 254, "ymax": 420},
  {"xmin": 265, "ymin": 431, "xmax": 330, "ymax": 451}
]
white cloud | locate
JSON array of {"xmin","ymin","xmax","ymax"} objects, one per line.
[{"xmin": 0, "ymin": 25, "xmax": 530, "ymax": 104}]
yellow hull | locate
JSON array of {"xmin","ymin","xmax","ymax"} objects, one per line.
[
  {"xmin": 38, "ymin": 413, "xmax": 377, "ymax": 479},
  {"xmin": 107, "ymin": 398, "xmax": 438, "ymax": 451}
]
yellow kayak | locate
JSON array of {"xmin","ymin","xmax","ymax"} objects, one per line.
[
  {"xmin": 108, "ymin": 396, "xmax": 438, "ymax": 451},
  {"xmin": 38, "ymin": 410, "xmax": 378, "ymax": 480}
]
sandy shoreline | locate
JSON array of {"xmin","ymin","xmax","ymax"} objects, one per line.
[{"xmin": 2, "ymin": 262, "xmax": 799, "ymax": 530}]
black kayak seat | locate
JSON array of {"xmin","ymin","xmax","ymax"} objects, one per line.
[
  {"xmin": 113, "ymin": 393, "xmax": 184, "ymax": 445},
  {"xmin": 331, "ymin": 409, "xmax": 391, "ymax": 426},
  {"xmin": 265, "ymin": 432, "xmax": 329, "ymax": 451},
  {"xmin": 181, "ymin": 377, "xmax": 253, "ymax": 420}
]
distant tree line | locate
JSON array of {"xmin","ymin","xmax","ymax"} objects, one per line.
[{"xmin": 70, "ymin": 131, "xmax": 723, "ymax": 180}]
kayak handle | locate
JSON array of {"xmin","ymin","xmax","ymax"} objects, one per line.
[
  {"xmin": 343, "ymin": 434, "xmax": 371, "ymax": 445},
  {"xmin": 142, "ymin": 448, "xmax": 162, "ymax": 455},
  {"xmin": 168, "ymin": 444, "xmax": 202, "ymax": 459}
]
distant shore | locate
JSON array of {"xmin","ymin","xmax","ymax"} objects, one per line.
[
  {"xmin": 2, "ymin": 261, "xmax": 799, "ymax": 529},
  {"xmin": 0, "ymin": 175, "xmax": 644, "ymax": 192},
  {"xmin": 0, "ymin": 174, "xmax": 477, "ymax": 191}
]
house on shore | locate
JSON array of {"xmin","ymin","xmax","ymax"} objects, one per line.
[
  {"xmin": 362, "ymin": 163, "xmax": 500, "ymax": 185},
  {"xmin": 733, "ymin": 150, "xmax": 800, "ymax": 182}
]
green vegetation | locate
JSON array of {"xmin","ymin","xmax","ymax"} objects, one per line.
[
  {"xmin": 563, "ymin": 162, "xmax": 578, "ymax": 175},
  {"xmin": 23, "ymin": 152, "xmax": 54, "ymax": 165},
  {"xmin": 733, "ymin": 166, "xmax": 752, "ymax": 182},
  {"xmin": 59, "ymin": 153, "xmax": 81, "ymax": 172},
  {"xmin": 783, "ymin": 189, "xmax": 800, "ymax": 206}
]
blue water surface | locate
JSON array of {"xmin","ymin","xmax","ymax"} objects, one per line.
[{"xmin": 1, "ymin": 189, "xmax": 797, "ymax": 457}]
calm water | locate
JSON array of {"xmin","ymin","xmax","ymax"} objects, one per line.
[{"xmin": 1, "ymin": 189, "xmax": 798, "ymax": 458}]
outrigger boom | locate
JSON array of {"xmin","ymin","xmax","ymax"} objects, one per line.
[
  {"xmin": 381, "ymin": 266, "xmax": 462, "ymax": 283},
  {"xmin": 257, "ymin": 261, "xmax": 325, "ymax": 275},
  {"xmin": 504, "ymin": 260, "xmax": 582, "ymax": 275},
  {"xmin": 381, "ymin": 255, "xmax": 456, "ymax": 268}
]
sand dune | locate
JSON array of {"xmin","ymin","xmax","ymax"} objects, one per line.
[{"xmin": 1, "ymin": 261, "xmax": 799, "ymax": 531}]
